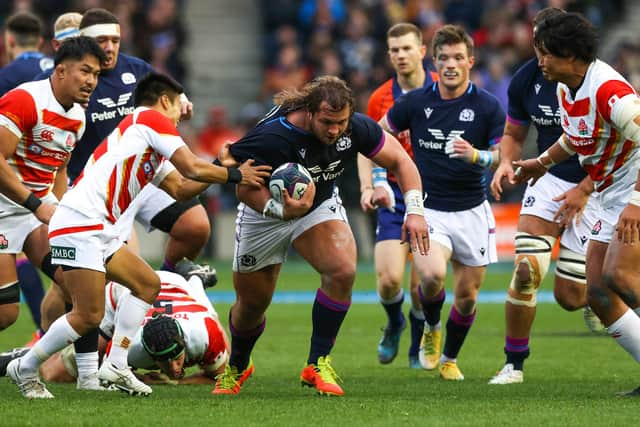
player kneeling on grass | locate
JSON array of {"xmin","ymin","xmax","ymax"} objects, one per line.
[
  {"xmin": 212, "ymin": 76, "xmax": 428, "ymax": 397},
  {"xmin": 2, "ymin": 268, "xmax": 229, "ymax": 385},
  {"xmin": 6, "ymin": 72, "xmax": 270, "ymax": 399}
]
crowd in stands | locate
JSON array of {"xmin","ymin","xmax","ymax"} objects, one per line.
[{"xmin": 0, "ymin": 0, "xmax": 188, "ymax": 83}]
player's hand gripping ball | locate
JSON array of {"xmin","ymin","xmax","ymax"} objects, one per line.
[{"xmin": 269, "ymin": 163, "xmax": 313, "ymax": 202}]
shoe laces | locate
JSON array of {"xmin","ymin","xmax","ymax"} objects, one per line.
[
  {"xmin": 316, "ymin": 356, "xmax": 342, "ymax": 384},
  {"xmin": 20, "ymin": 377, "xmax": 48, "ymax": 395},
  {"xmin": 215, "ymin": 365, "xmax": 239, "ymax": 390},
  {"xmin": 424, "ymin": 331, "xmax": 438, "ymax": 356}
]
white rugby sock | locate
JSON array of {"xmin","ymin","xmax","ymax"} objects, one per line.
[
  {"xmin": 425, "ymin": 320, "xmax": 442, "ymax": 331},
  {"xmin": 379, "ymin": 289, "xmax": 404, "ymax": 305},
  {"xmin": 106, "ymin": 293, "xmax": 150, "ymax": 369},
  {"xmin": 411, "ymin": 306, "xmax": 425, "ymax": 320},
  {"xmin": 76, "ymin": 351, "xmax": 99, "ymax": 379},
  {"xmin": 607, "ymin": 308, "xmax": 640, "ymax": 363},
  {"xmin": 21, "ymin": 315, "xmax": 80, "ymax": 374}
]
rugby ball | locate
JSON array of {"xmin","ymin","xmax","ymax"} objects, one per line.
[{"xmin": 269, "ymin": 163, "xmax": 312, "ymax": 202}]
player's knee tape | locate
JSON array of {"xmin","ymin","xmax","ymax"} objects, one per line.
[
  {"xmin": 555, "ymin": 248, "xmax": 586, "ymax": 285},
  {"xmin": 0, "ymin": 281, "xmax": 20, "ymax": 305},
  {"xmin": 507, "ymin": 233, "xmax": 556, "ymax": 308}
]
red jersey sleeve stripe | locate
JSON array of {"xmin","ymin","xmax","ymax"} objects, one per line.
[
  {"xmin": 136, "ymin": 109, "xmax": 179, "ymax": 136},
  {"xmin": 595, "ymin": 80, "xmax": 636, "ymax": 123},
  {"xmin": 42, "ymin": 109, "xmax": 83, "ymax": 133},
  {"xmin": 0, "ymin": 89, "xmax": 37, "ymax": 133}
]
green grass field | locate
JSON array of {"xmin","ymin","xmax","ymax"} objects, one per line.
[{"xmin": 0, "ymin": 261, "xmax": 637, "ymax": 426}]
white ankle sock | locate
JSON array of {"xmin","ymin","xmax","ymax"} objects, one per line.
[
  {"xmin": 76, "ymin": 351, "xmax": 99, "ymax": 379},
  {"xmin": 607, "ymin": 308, "xmax": 640, "ymax": 363},
  {"xmin": 106, "ymin": 293, "xmax": 150, "ymax": 369},
  {"xmin": 21, "ymin": 315, "xmax": 80, "ymax": 374}
]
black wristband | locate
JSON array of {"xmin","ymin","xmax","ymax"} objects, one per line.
[
  {"xmin": 212, "ymin": 158, "xmax": 222, "ymax": 166},
  {"xmin": 22, "ymin": 193, "xmax": 42, "ymax": 212},
  {"xmin": 226, "ymin": 167, "xmax": 242, "ymax": 184}
]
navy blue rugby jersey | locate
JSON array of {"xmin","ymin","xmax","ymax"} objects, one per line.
[
  {"xmin": 387, "ymin": 81, "xmax": 505, "ymax": 212},
  {"xmin": 508, "ymin": 58, "xmax": 585, "ymax": 183},
  {"xmin": 65, "ymin": 53, "xmax": 153, "ymax": 180},
  {"xmin": 0, "ymin": 52, "xmax": 53, "ymax": 96},
  {"xmin": 230, "ymin": 107, "xmax": 384, "ymax": 211}
]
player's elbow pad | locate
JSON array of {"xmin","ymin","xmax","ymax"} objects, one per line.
[{"xmin": 611, "ymin": 94, "xmax": 640, "ymax": 142}]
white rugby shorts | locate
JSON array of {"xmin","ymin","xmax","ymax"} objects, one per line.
[
  {"xmin": 520, "ymin": 173, "xmax": 598, "ymax": 254},
  {"xmin": 0, "ymin": 192, "xmax": 58, "ymax": 254},
  {"xmin": 48, "ymin": 205, "xmax": 136, "ymax": 272},
  {"xmin": 588, "ymin": 197, "xmax": 628, "ymax": 244},
  {"xmin": 233, "ymin": 191, "xmax": 348, "ymax": 272},
  {"xmin": 425, "ymin": 200, "xmax": 497, "ymax": 267}
]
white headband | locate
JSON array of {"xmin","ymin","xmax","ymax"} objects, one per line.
[
  {"xmin": 80, "ymin": 23, "xmax": 120, "ymax": 38},
  {"xmin": 54, "ymin": 27, "xmax": 80, "ymax": 41}
]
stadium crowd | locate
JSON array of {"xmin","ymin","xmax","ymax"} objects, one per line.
[{"xmin": 2, "ymin": 0, "xmax": 640, "ymax": 401}]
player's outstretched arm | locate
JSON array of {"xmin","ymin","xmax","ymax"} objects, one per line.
[
  {"xmin": 169, "ymin": 146, "xmax": 271, "ymax": 186},
  {"xmin": 491, "ymin": 121, "xmax": 528, "ymax": 200},
  {"xmin": 370, "ymin": 130, "xmax": 428, "ymax": 255},
  {"xmin": 0, "ymin": 127, "xmax": 55, "ymax": 223}
]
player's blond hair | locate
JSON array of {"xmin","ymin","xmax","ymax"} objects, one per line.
[
  {"xmin": 54, "ymin": 12, "xmax": 82, "ymax": 35},
  {"xmin": 387, "ymin": 22, "xmax": 422, "ymax": 44}
]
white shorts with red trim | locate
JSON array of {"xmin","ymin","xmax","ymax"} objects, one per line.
[
  {"xmin": 48, "ymin": 205, "xmax": 136, "ymax": 272},
  {"xmin": 0, "ymin": 192, "xmax": 58, "ymax": 254},
  {"xmin": 424, "ymin": 200, "xmax": 497, "ymax": 267}
]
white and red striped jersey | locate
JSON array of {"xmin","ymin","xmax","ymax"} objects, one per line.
[
  {"xmin": 101, "ymin": 271, "xmax": 228, "ymax": 372},
  {"xmin": 61, "ymin": 106, "xmax": 184, "ymax": 222},
  {"xmin": 0, "ymin": 79, "xmax": 85, "ymax": 199},
  {"xmin": 557, "ymin": 59, "xmax": 640, "ymax": 208}
]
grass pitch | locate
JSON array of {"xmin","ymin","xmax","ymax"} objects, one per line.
[{"xmin": 0, "ymin": 261, "xmax": 637, "ymax": 426}]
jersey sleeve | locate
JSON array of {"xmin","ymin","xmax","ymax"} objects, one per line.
[
  {"xmin": 200, "ymin": 317, "xmax": 228, "ymax": 371},
  {"xmin": 228, "ymin": 132, "xmax": 280, "ymax": 167},
  {"xmin": 506, "ymin": 73, "xmax": 529, "ymax": 125},
  {"xmin": 137, "ymin": 109, "xmax": 186, "ymax": 159},
  {"xmin": 0, "ymin": 88, "xmax": 37, "ymax": 138},
  {"xmin": 596, "ymin": 79, "xmax": 637, "ymax": 123},
  {"xmin": 350, "ymin": 113, "xmax": 385, "ymax": 158},
  {"xmin": 385, "ymin": 92, "xmax": 411, "ymax": 134},
  {"xmin": 151, "ymin": 159, "xmax": 177, "ymax": 186},
  {"xmin": 487, "ymin": 96, "xmax": 506, "ymax": 147},
  {"xmin": 367, "ymin": 84, "xmax": 387, "ymax": 121}
]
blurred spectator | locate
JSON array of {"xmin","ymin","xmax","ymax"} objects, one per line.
[
  {"xmin": 260, "ymin": 42, "xmax": 312, "ymax": 102},
  {"xmin": 298, "ymin": 0, "xmax": 346, "ymax": 32},
  {"xmin": 132, "ymin": 0, "xmax": 187, "ymax": 82},
  {"xmin": 196, "ymin": 106, "xmax": 241, "ymax": 159}
]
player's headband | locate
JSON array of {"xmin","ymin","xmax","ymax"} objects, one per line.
[
  {"xmin": 54, "ymin": 27, "xmax": 80, "ymax": 41},
  {"xmin": 80, "ymin": 23, "xmax": 120, "ymax": 38},
  {"xmin": 141, "ymin": 316, "xmax": 185, "ymax": 361}
]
